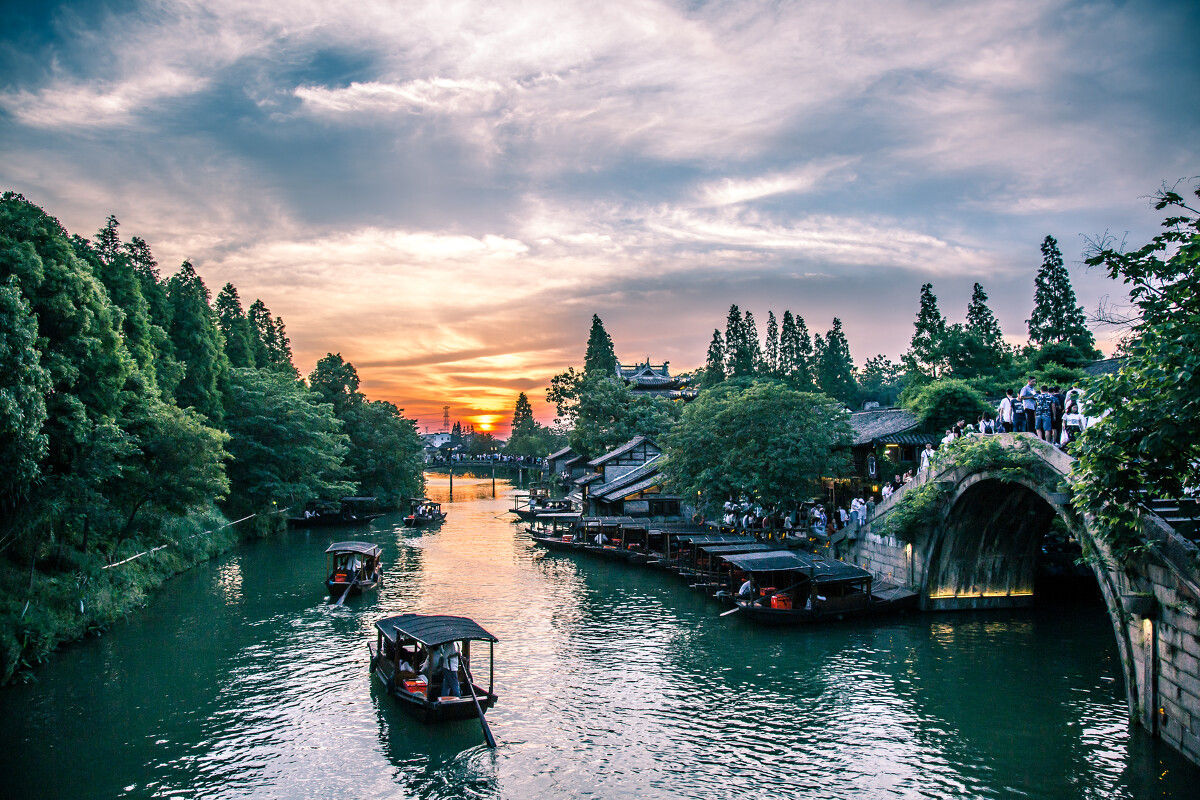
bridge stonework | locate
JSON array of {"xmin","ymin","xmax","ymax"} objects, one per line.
[{"xmin": 849, "ymin": 434, "xmax": 1200, "ymax": 767}]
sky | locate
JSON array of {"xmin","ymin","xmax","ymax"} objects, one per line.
[{"xmin": 1, "ymin": 0, "xmax": 1197, "ymax": 436}]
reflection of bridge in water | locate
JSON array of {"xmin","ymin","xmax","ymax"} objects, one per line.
[{"xmin": 850, "ymin": 433, "xmax": 1200, "ymax": 767}]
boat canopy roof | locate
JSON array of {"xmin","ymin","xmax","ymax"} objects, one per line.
[
  {"xmin": 325, "ymin": 541, "xmax": 382, "ymax": 556},
  {"xmin": 697, "ymin": 543, "xmax": 776, "ymax": 555},
  {"xmin": 376, "ymin": 614, "xmax": 498, "ymax": 647},
  {"xmin": 677, "ymin": 534, "xmax": 750, "ymax": 545},
  {"xmin": 721, "ymin": 551, "xmax": 871, "ymax": 582},
  {"xmin": 536, "ymin": 512, "xmax": 582, "ymax": 520}
]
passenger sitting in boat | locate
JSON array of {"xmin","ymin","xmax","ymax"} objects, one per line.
[
  {"xmin": 593, "ymin": 532, "xmax": 608, "ymax": 546},
  {"xmin": 738, "ymin": 578, "xmax": 754, "ymax": 597}
]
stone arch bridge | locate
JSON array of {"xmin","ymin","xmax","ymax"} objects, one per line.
[{"xmin": 850, "ymin": 433, "xmax": 1200, "ymax": 766}]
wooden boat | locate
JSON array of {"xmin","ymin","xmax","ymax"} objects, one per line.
[
  {"xmin": 686, "ymin": 542, "xmax": 780, "ymax": 594},
  {"xmin": 287, "ymin": 496, "xmax": 384, "ymax": 528},
  {"xmin": 404, "ymin": 499, "xmax": 447, "ymax": 528},
  {"xmin": 724, "ymin": 550, "xmax": 917, "ymax": 624},
  {"xmin": 529, "ymin": 512, "xmax": 583, "ymax": 551},
  {"xmin": 369, "ymin": 614, "xmax": 498, "ymax": 723},
  {"xmin": 325, "ymin": 541, "xmax": 383, "ymax": 599},
  {"xmin": 666, "ymin": 534, "xmax": 755, "ymax": 574},
  {"xmin": 510, "ymin": 488, "xmax": 575, "ymax": 521}
]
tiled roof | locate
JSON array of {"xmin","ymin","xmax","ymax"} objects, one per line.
[
  {"xmin": 548, "ymin": 446, "xmax": 576, "ymax": 461},
  {"xmin": 574, "ymin": 473, "xmax": 604, "ymax": 485},
  {"xmin": 848, "ymin": 408, "xmax": 920, "ymax": 447},
  {"xmin": 593, "ymin": 455, "xmax": 663, "ymax": 499},
  {"xmin": 589, "ymin": 435, "xmax": 660, "ymax": 466},
  {"xmin": 1083, "ymin": 358, "xmax": 1124, "ymax": 377}
]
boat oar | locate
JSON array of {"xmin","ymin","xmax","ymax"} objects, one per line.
[
  {"xmin": 334, "ymin": 573, "xmax": 359, "ymax": 607},
  {"xmin": 461, "ymin": 660, "xmax": 496, "ymax": 749}
]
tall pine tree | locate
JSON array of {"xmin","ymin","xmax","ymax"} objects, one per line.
[
  {"xmin": 511, "ymin": 392, "xmax": 535, "ymax": 435},
  {"xmin": 214, "ymin": 283, "xmax": 257, "ymax": 369},
  {"xmin": 584, "ymin": 314, "xmax": 617, "ymax": 375},
  {"xmin": 167, "ymin": 260, "xmax": 229, "ymax": 423},
  {"xmin": 903, "ymin": 283, "xmax": 947, "ymax": 379},
  {"xmin": 965, "ymin": 282, "xmax": 1004, "ymax": 352},
  {"xmin": 815, "ymin": 318, "xmax": 858, "ymax": 405},
  {"xmin": 1028, "ymin": 235, "xmax": 1098, "ymax": 356},
  {"xmin": 742, "ymin": 310, "xmax": 763, "ymax": 375},
  {"xmin": 764, "ymin": 310, "xmax": 779, "ymax": 375},
  {"xmin": 703, "ymin": 328, "xmax": 726, "ymax": 386}
]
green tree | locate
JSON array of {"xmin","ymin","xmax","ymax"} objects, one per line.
[
  {"xmin": 124, "ymin": 235, "xmax": 182, "ymax": 399},
  {"xmin": 1073, "ymin": 183, "xmax": 1200, "ymax": 560},
  {"xmin": 307, "ymin": 352, "xmax": 362, "ymax": 414},
  {"xmin": 1028, "ymin": 235, "xmax": 1098, "ymax": 356},
  {"xmin": 903, "ymin": 283, "xmax": 947, "ymax": 380},
  {"xmin": 511, "ymin": 392, "xmax": 535, "ymax": 434},
  {"xmin": 764, "ymin": 311, "xmax": 779, "ymax": 375},
  {"xmin": 725, "ymin": 304, "xmax": 753, "ymax": 377},
  {"xmin": 904, "ymin": 378, "xmax": 989, "ymax": 434},
  {"xmin": 742, "ymin": 310, "xmax": 763, "ymax": 375},
  {"xmin": 546, "ymin": 366, "xmax": 582, "ymax": 427},
  {"xmin": 569, "ymin": 371, "xmax": 681, "ymax": 459},
  {"xmin": 814, "ymin": 318, "xmax": 857, "ymax": 405},
  {"xmin": 857, "ymin": 355, "xmax": 902, "ymax": 407},
  {"xmin": 214, "ymin": 283, "xmax": 257, "ymax": 368},
  {"xmin": 166, "ymin": 261, "xmax": 229, "ymax": 423},
  {"xmin": 248, "ymin": 298, "xmax": 297, "ymax": 375},
  {"xmin": 108, "ymin": 400, "xmax": 230, "ymax": 534},
  {"xmin": 965, "ymin": 282, "xmax": 1004, "ymax": 352},
  {"xmin": 223, "ymin": 367, "xmax": 352, "ymax": 514},
  {"xmin": 0, "ymin": 276, "xmax": 49, "ymax": 500},
  {"xmin": 702, "ymin": 328, "xmax": 726, "ymax": 387},
  {"xmin": 778, "ymin": 310, "xmax": 814, "ymax": 389},
  {"xmin": 584, "ymin": 314, "xmax": 617, "ymax": 375},
  {"xmin": 662, "ymin": 378, "xmax": 851, "ymax": 512}
]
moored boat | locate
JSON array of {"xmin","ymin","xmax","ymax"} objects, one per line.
[
  {"xmin": 325, "ymin": 541, "xmax": 383, "ymax": 599},
  {"xmin": 369, "ymin": 614, "xmax": 499, "ymax": 724},
  {"xmin": 288, "ymin": 496, "xmax": 384, "ymax": 528},
  {"xmin": 725, "ymin": 550, "xmax": 917, "ymax": 623}
]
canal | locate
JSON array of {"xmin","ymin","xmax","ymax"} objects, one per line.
[{"xmin": 1, "ymin": 476, "xmax": 1197, "ymax": 799}]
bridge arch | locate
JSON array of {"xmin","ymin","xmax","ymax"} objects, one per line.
[{"xmin": 853, "ymin": 435, "xmax": 1200, "ymax": 766}]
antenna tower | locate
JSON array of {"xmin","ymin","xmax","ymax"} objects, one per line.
[{"xmin": 442, "ymin": 405, "xmax": 450, "ymax": 433}]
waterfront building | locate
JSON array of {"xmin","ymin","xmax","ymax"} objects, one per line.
[
  {"xmin": 615, "ymin": 359, "xmax": 698, "ymax": 399},
  {"xmin": 578, "ymin": 436, "xmax": 683, "ymax": 520}
]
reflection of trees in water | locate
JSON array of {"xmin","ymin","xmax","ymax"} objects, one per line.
[{"xmin": 369, "ymin": 681, "xmax": 499, "ymax": 799}]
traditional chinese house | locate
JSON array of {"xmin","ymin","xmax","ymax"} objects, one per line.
[
  {"xmin": 615, "ymin": 359, "xmax": 698, "ymax": 399},
  {"xmin": 580, "ymin": 436, "xmax": 684, "ymax": 520},
  {"xmin": 837, "ymin": 408, "xmax": 939, "ymax": 499}
]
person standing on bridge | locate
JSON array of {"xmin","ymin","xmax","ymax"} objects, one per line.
[
  {"xmin": 997, "ymin": 389, "xmax": 1015, "ymax": 433},
  {"xmin": 1019, "ymin": 377, "xmax": 1037, "ymax": 433}
]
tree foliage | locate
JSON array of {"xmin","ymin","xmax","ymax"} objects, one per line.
[
  {"xmin": 584, "ymin": 314, "xmax": 617, "ymax": 375},
  {"xmin": 904, "ymin": 378, "xmax": 990, "ymax": 434},
  {"xmin": 568, "ymin": 371, "xmax": 681, "ymax": 459},
  {"xmin": 1028, "ymin": 235, "xmax": 1098, "ymax": 356},
  {"xmin": 903, "ymin": 282, "xmax": 947, "ymax": 380},
  {"xmin": 814, "ymin": 317, "xmax": 857, "ymax": 405},
  {"xmin": 662, "ymin": 379, "xmax": 851, "ymax": 512},
  {"xmin": 1072, "ymin": 183, "xmax": 1200, "ymax": 560}
]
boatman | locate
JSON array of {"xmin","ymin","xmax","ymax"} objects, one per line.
[
  {"xmin": 438, "ymin": 643, "xmax": 462, "ymax": 697},
  {"xmin": 738, "ymin": 577, "xmax": 753, "ymax": 598}
]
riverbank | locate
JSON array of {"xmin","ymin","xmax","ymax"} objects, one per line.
[{"xmin": 0, "ymin": 505, "xmax": 272, "ymax": 685}]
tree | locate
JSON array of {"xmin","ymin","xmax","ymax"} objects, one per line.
[
  {"xmin": 857, "ymin": 355, "xmax": 902, "ymax": 407},
  {"xmin": 307, "ymin": 353, "xmax": 425, "ymax": 507},
  {"xmin": 0, "ymin": 276, "xmax": 49, "ymax": 500},
  {"xmin": 702, "ymin": 328, "xmax": 726, "ymax": 387},
  {"xmin": 778, "ymin": 311, "xmax": 815, "ymax": 390},
  {"xmin": 904, "ymin": 378, "xmax": 990, "ymax": 434},
  {"xmin": 546, "ymin": 366, "xmax": 582, "ymax": 427},
  {"xmin": 248, "ymin": 298, "xmax": 297, "ymax": 375},
  {"xmin": 108, "ymin": 400, "xmax": 230, "ymax": 534},
  {"xmin": 765, "ymin": 311, "xmax": 779, "ymax": 376},
  {"xmin": 511, "ymin": 392, "xmax": 535, "ymax": 434},
  {"xmin": 124, "ymin": 235, "xmax": 182, "ymax": 399},
  {"xmin": 223, "ymin": 367, "xmax": 352, "ymax": 514},
  {"xmin": 814, "ymin": 318, "xmax": 857, "ymax": 405},
  {"xmin": 584, "ymin": 314, "xmax": 617, "ymax": 375},
  {"xmin": 1073, "ymin": 183, "xmax": 1200, "ymax": 559},
  {"xmin": 903, "ymin": 283, "xmax": 947, "ymax": 380},
  {"xmin": 965, "ymin": 282, "xmax": 1005, "ymax": 353},
  {"xmin": 724, "ymin": 304, "xmax": 753, "ymax": 377},
  {"xmin": 742, "ymin": 310, "xmax": 763, "ymax": 375},
  {"xmin": 1028, "ymin": 235, "xmax": 1098, "ymax": 356},
  {"xmin": 662, "ymin": 379, "xmax": 851, "ymax": 512},
  {"xmin": 569, "ymin": 371, "xmax": 681, "ymax": 459},
  {"xmin": 214, "ymin": 283, "xmax": 257, "ymax": 368},
  {"xmin": 166, "ymin": 261, "xmax": 229, "ymax": 423}
]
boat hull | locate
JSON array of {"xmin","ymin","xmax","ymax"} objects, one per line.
[
  {"xmin": 375, "ymin": 667, "xmax": 497, "ymax": 723},
  {"xmin": 288, "ymin": 513, "xmax": 384, "ymax": 529},
  {"xmin": 532, "ymin": 536, "xmax": 579, "ymax": 551},
  {"xmin": 327, "ymin": 576, "xmax": 381, "ymax": 598}
]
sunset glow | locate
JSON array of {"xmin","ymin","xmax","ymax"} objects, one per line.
[{"xmin": 2, "ymin": 1, "xmax": 1195, "ymax": 438}]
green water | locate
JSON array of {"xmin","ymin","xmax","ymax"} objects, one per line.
[{"xmin": 1, "ymin": 476, "xmax": 1196, "ymax": 799}]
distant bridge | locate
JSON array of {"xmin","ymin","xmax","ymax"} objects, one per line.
[{"xmin": 850, "ymin": 433, "xmax": 1200, "ymax": 766}]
